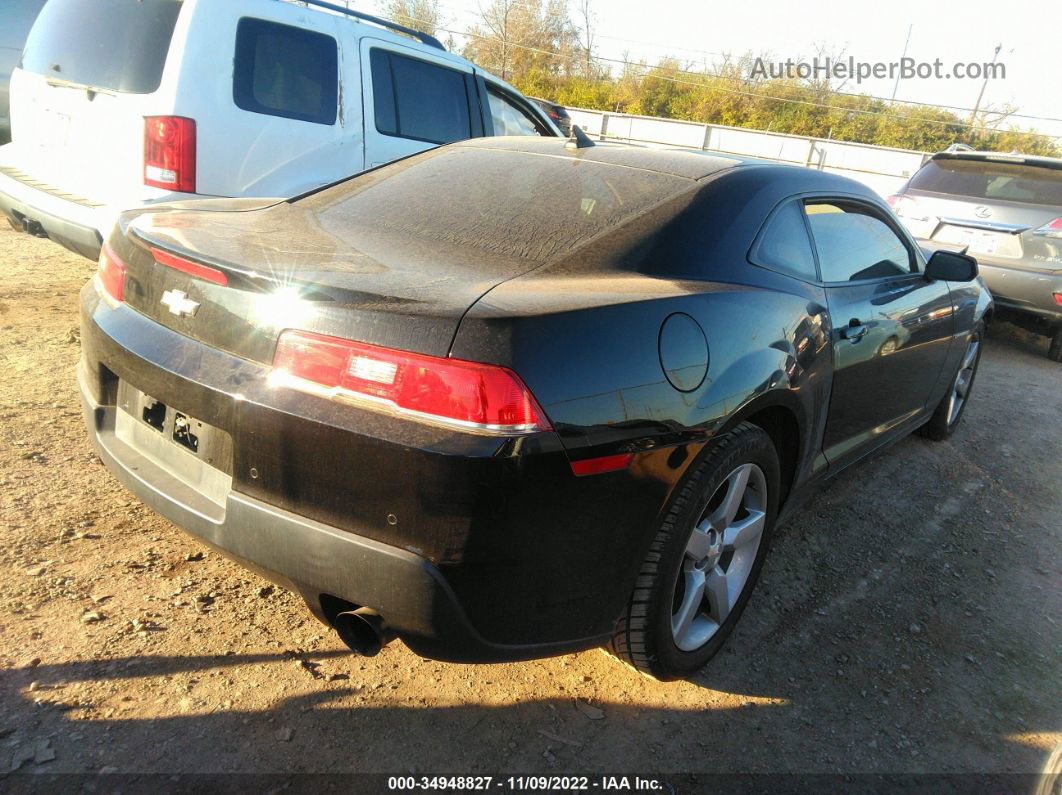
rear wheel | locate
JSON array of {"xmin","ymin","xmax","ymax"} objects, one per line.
[
  {"xmin": 609, "ymin": 422, "xmax": 780, "ymax": 680},
  {"xmin": 919, "ymin": 327, "xmax": 982, "ymax": 441},
  {"xmin": 1049, "ymin": 326, "xmax": 1062, "ymax": 363}
]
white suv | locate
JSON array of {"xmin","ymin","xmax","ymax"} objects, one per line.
[{"xmin": 0, "ymin": 0, "xmax": 557, "ymax": 260}]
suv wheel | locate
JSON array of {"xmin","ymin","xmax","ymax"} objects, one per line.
[
  {"xmin": 1049, "ymin": 326, "xmax": 1062, "ymax": 363},
  {"xmin": 609, "ymin": 422, "xmax": 779, "ymax": 680}
]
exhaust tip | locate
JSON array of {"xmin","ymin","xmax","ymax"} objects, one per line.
[{"xmin": 333, "ymin": 607, "xmax": 390, "ymax": 657}]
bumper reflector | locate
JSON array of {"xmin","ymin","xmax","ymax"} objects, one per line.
[{"xmin": 570, "ymin": 452, "xmax": 634, "ymax": 477}]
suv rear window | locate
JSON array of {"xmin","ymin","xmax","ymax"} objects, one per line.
[
  {"xmin": 234, "ymin": 18, "xmax": 338, "ymax": 125},
  {"xmin": 909, "ymin": 158, "xmax": 1062, "ymax": 206},
  {"xmin": 370, "ymin": 49, "xmax": 472, "ymax": 144},
  {"xmin": 20, "ymin": 0, "xmax": 180, "ymax": 94}
]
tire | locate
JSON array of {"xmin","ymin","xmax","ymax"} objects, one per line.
[
  {"xmin": 1049, "ymin": 326, "xmax": 1062, "ymax": 364},
  {"xmin": 919, "ymin": 325, "xmax": 983, "ymax": 441},
  {"xmin": 609, "ymin": 422, "xmax": 780, "ymax": 680}
]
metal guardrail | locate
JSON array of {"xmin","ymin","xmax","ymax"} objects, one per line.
[{"xmin": 564, "ymin": 107, "xmax": 932, "ymax": 196}]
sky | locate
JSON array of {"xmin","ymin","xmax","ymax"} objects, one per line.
[{"xmin": 372, "ymin": 0, "xmax": 1062, "ymax": 142}]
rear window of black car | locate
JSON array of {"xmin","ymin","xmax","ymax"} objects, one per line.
[
  {"xmin": 20, "ymin": 0, "xmax": 181, "ymax": 94},
  {"xmin": 234, "ymin": 18, "xmax": 338, "ymax": 125},
  {"xmin": 909, "ymin": 158, "xmax": 1062, "ymax": 206},
  {"xmin": 309, "ymin": 147, "xmax": 693, "ymax": 264},
  {"xmin": 369, "ymin": 49, "xmax": 472, "ymax": 144}
]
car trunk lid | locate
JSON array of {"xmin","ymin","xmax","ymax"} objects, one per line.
[{"xmin": 116, "ymin": 198, "xmax": 537, "ymax": 362}]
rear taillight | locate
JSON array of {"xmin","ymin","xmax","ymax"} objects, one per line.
[
  {"xmin": 1033, "ymin": 217, "xmax": 1062, "ymax": 239},
  {"xmin": 886, "ymin": 194, "xmax": 901, "ymax": 207},
  {"xmin": 97, "ymin": 244, "xmax": 126, "ymax": 303},
  {"xmin": 1054, "ymin": 293, "xmax": 1062, "ymax": 307},
  {"xmin": 271, "ymin": 330, "xmax": 552, "ymax": 434},
  {"xmin": 144, "ymin": 116, "xmax": 196, "ymax": 193}
]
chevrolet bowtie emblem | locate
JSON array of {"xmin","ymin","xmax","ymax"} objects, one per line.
[{"xmin": 161, "ymin": 289, "xmax": 200, "ymax": 317}]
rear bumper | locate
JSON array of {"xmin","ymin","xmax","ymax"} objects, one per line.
[
  {"xmin": 80, "ymin": 380, "xmax": 603, "ymax": 662},
  {"xmin": 976, "ymin": 262, "xmax": 1062, "ymax": 325},
  {"xmin": 0, "ymin": 166, "xmax": 201, "ymax": 261},
  {"xmin": 0, "ymin": 168, "xmax": 105, "ymax": 260},
  {"xmin": 77, "ymin": 281, "xmax": 652, "ymax": 661}
]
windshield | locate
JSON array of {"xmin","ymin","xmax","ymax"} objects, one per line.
[
  {"xmin": 909, "ymin": 158, "xmax": 1062, "ymax": 206},
  {"xmin": 20, "ymin": 0, "xmax": 181, "ymax": 94}
]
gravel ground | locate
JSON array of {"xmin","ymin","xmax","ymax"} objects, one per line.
[{"xmin": 0, "ymin": 225, "xmax": 1059, "ymax": 782}]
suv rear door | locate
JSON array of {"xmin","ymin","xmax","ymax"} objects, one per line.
[
  {"xmin": 360, "ymin": 38, "xmax": 480, "ymax": 169},
  {"xmin": 7, "ymin": 0, "xmax": 183, "ymax": 203}
]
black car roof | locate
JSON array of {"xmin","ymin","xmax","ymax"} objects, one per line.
[{"xmin": 454, "ymin": 136, "xmax": 875, "ymax": 194}]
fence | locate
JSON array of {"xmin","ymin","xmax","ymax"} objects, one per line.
[{"xmin": 564, "ymin": 107, "xmax": 933, "ymax": 197}]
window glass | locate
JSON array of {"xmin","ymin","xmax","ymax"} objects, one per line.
[
  {"xmin": 310, "ymin": 148, "xmax": 692, "ymax": 265},
  {"xmin": 370, "ymin": 49, "xmax": 471, "ymax": 144},
  {"xmin": 487, "ymin": 90, "xmax": 542, "ymax": 136},
  {"xmin": 20, "ymin": 0, "xmax": 180, "ymax": 94},
  {"xmin": 234, "ymin": 18, "xmax": 338, "ymax": 125},
  {"xmin": 805, "ymin": 202, "xmax": 913, "ymax": 282},
  {"xmin": 908, "ymin": 158, "xmax": 1062, "ymax": 205},
  {"xmin": 754, "ymin": 201, "xmax": 818, "ymax": 280}
]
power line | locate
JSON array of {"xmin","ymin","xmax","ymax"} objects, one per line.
[{"xmin": 442, "ymin": 25, "xmax": 1062, "ymax": 140}]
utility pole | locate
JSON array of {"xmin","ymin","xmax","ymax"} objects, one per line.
[
  {"xmin": 891, "ymin": 24, "xmax": 912, "ymax": 102},
  {"xmin": 969, "ymin": 42, "xmax": 1002, "ymax": 131}
]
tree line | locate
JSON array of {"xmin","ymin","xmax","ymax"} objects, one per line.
[{"xmin": 379, "ymin": 0, "xmax": 1060, "ymax": 156}]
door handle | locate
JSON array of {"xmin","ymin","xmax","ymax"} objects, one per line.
[{"xmin": 841, "ymin": 321, "xmax": 868, "ymax": 342}]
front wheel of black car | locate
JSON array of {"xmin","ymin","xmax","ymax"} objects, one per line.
[
  {"xmin": 609, "ymin": 422, "xmax": 780, "ymax": 680},
  {"xmin": 919, "ymin": 326, "xmax": 983, "ymax": 441}
]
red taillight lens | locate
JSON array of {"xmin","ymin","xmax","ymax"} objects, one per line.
[
  {"xmin": 144, "ymin": 116, "xmax": 196, "ymax": 193},
  {"xmin": 272, "ymin": 330, "xmax": 552, "ymax": 433},
  {"xmin": 1034, "ymin": 217, "xmax": 1062, "ymax": 239},
  {"xmin": 97, "ymin": 244, "xmax": 126, "ymax": 302},
  {"xmin": 1054, "ymin": 293, "xmax": 1062, "ymax": 307},
  {"xmin": 150, "ymin": 247, "xmax": 228, "ymax": 286}
]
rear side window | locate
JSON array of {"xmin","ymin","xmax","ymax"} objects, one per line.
[
  {"xmin": 487, "ymin": 89, "xmax": 544, "ymax": 136},
  {"xmin": 805, "ymin": 202, "xmax": 913, "ymax": 282},
  {"xmin": 20, "ymin": 0, "xmax": 180, "ymax": 94},
  {"xmin": 909, "ymin": 159, "xmax": 1062, "ymax": 206},
  {"xmin": 751, "ymin": 201, "xmax": 818, "ymax": 281},
  {"xmin": 370, "ymin": 49, "xmax": 471, "ymax": 144},
  {"xmin": 234, "ymin": 18, "xmax": 338, "ymax": 125}
]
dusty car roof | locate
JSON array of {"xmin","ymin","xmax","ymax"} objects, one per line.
[{"xmin": 454, "ymin": 136, "xmax": 753, "ymax": 180}]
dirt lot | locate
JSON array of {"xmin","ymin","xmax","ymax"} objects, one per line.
[{"xmin": 0, "ymin": 224, "xmax": 1059, "ymax": 782}]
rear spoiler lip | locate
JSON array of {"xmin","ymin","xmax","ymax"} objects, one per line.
[{"xmin": 931, "ymin": 151, "xmax": 1062, "ymax": 171}]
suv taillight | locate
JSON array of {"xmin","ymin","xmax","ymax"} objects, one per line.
[
  {"xmin": 271, "ymin": 330, "xmax": 552, "ymax": 434},
  {"xmin": 144, "ymin": 116, "xmax": 196, "ymax": 193},
  {"xmin": 97, "ymin": 244, "xmax": 126, "ymax": 303},
  {"xmin": 1033, "ymin": 217, "xmax": 1062, "ymax": 239}
]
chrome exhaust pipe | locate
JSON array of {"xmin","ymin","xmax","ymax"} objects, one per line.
[{"xmin": 333, "ymin": 607, "xmax": 392, "ymax": 656}]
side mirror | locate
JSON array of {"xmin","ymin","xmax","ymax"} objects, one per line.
[{"xmin": 925, "ymin": 249, "xmax": 978, "ymax": 282}]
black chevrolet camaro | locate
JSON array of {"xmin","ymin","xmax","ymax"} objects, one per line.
[{"xmin": 78, "ymin": 137, "xmax": 991, "ymax": 680}]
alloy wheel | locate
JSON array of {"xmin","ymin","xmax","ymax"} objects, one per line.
[
  {"xmin": 947, "ymin": 334, "xmax": 980, "ymax": 427},
  {"xmin": 671, "ymin": 462, "xmax": 768, "ymax": 652}
]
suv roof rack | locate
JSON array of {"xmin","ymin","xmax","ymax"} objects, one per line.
[{"xmin": 295, "ymin": 0, "xmax": 446, "ymax": 51}]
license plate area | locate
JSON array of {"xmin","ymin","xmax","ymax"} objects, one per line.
[
  {"xmin": 118, "ymin": 383, "xmax": 231, "ymax": 473},
  {"xmin": 115, "ymin": 382, "xmax": 233, "ymax": 511}
]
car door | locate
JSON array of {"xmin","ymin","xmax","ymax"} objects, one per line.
[
  {"xmin": 360, "ymin": 38, "xmax": 480, "ymax": 169},
  {"xmin": 806, "ymin": 198, "xmax": 955, "ymax": 467}
]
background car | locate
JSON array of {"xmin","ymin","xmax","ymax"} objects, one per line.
[
  {"xmin": 0, "ymin": 0, "xmax": 558, "ymax": 261},
  {"xmin": 529, "ymin": 97, "xmax": 573, "ymax": 136},
  {"xmin": 890, "ymin": 149, "xmax": 1062, "ymax": 362},
  {"xmin": 77, "ymin": 137, "xmax": 989, "ymax": 680},
  {"xmin": 0, "ymin": 0, "xmax": 46, "ymax": 144}
]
